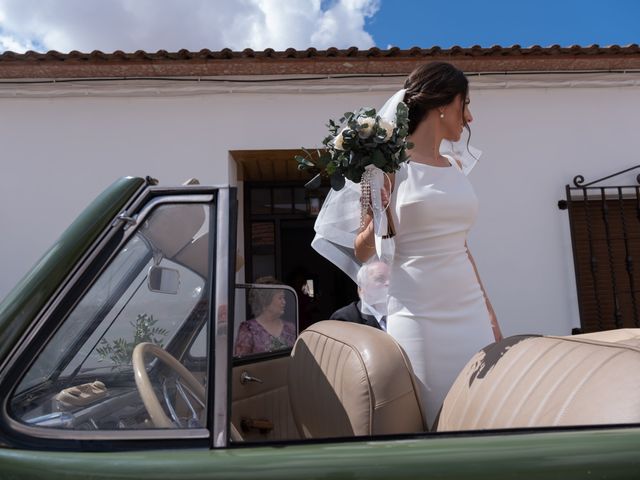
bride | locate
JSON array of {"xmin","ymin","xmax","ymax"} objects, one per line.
[{"xmin": 315, "ymin": 61, "xmax": 503, "ymax": 429}]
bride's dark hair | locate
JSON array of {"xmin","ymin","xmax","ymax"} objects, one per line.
[{"xmin": 403, "ymin": 62, "xmax": 470, "ymax": 135}]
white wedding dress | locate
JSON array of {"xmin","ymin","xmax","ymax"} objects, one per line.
[{"xmin": 387, "ymin": 156, "xmax": 495, "ymax": 429}]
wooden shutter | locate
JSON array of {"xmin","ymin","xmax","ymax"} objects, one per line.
[{"xmin": 568, "ymin": 195, "xmax": 640, "ymax": 332}]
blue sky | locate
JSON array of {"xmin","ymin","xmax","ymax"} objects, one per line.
[
  {"xmin": 367, "ymin": 0, "xmax": 640, "ymax": 48},
  {"xmin": 0, "ymin": 0, "xmax": 637, "ymax": 53}
]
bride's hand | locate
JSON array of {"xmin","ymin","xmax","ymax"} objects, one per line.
[
  {"xmin": 381, "ymin": 172, "xmax": 396, "ymax": 237},
  {"xmin": 361, "ymin": 208, "xmax": 373, "ymax": 228},
  {"xmin": 487, "ymin": 302, "xmax": 503, "ymax": 342},
  {"xmin": 382, "ymin": 172, "xmax": 395, "ymax": 209},
  {"xmin": 354, "ymin": 211, "xmax": 375, "ymax": 262},
  {"xmin": 381, "ymin": 187, "xmax": 390, "ymax": 209}
]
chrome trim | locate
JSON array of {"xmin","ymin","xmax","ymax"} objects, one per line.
[
  {"xmin": 179, "ymin": 381, "xmax": 205, "ymax": 410},
  {"xmin": 212, "ymin": 188, "xmax": 230, "ymax": 447},
  {"xmin": 147, "ymin": 184, "xmax": 235, "ymax": 194},
  {"xmin": 133, "ymin": 195, "xmax": 214, "ymax": 231},
  {"xmin": 163, "ymin": 380, "xmax": 182, "ymax": 427},
  {"xmin": 111, "ymin": 213, "xmax": 137, "ymax": 229},
  {"xmin": 240, "ymin": 371, "xmax": 263, "ymax": 385},
  {"xmin": 25, "ymin": 411, "xmax": 74, "ymax": 428},
  {"xmin": 175, "ymin": 381, "xmax": 200, "ymax": 425},
  {"xmin": 8, "ymin": 424, "xmax": 208, "ymax": 441},
  {"xmin": 2, "ymin": 192, "xmax": 217, "ymax": 443}
]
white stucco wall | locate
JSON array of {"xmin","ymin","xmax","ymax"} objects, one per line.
[{"xmin": 1, "ymin": 73, "xmax": 639, "ymax": 337}]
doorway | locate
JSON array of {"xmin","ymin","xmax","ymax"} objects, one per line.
[{"xmin": 243, "ymin": 182, "xmax": 357, "ymax": 330}]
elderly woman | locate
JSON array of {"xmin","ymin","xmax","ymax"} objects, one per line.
[{"xmin": 234, "ymin": 277, "xmax": 296, "ymax": 357}]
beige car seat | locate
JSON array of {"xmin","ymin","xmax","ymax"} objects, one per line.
[
  {"xmin": 288, "ymin": 320, "xmax": 426, "ymax": 438},
  {"xmin": 437, "ymin": 329, "xmax": 640, "ymax": 431}
]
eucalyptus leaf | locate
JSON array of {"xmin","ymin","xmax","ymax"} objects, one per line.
[
  {"xmin": 305, "ymin": 174, "xmax": 322, "ymax": 190},
  {"xmin": 346, "ymin": 168, "xmax": 363, "ymax": 183},
  {"xmin": 295, "ymin": 155, "xmax": 315, "ymax": 168},
  {"xmin": 396, "ymin": 102, "xmax": 409, "ymax": 120},
  {"xmin": 372, "ymin": 149, "xmax": 386, "ymax": 167},
  {"xmin": 319, "ymin": 152, "xmax": 331, "ymax": 167},
  {"xmin": 330, "ymin": 172, "xmax": 346, "ymax": 191}
]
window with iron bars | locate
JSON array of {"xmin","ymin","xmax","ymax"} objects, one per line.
[{"xmin": 561, "ymin": 171, "xmax": 640, "ymax": 333}]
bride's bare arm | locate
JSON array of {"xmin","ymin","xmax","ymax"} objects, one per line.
[{"xmin": 466, "ymin": 241, "xmax": 503, "ymax": 342}]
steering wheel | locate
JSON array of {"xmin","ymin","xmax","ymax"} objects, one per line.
[
  {"xmin": 132, "ymin": 342, "xmax": 243, "ymax": 441},
  {"xmin": 132, "ymin": 342, "xmax": 205, "ymax": 428}
]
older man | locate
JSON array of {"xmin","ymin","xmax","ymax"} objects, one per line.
[{"xmin": 329, "ymin": 260, "xmax": 390, "ymax": 331}]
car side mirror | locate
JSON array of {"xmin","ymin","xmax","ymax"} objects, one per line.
[{"xmin": 148, "ymin": 265, "xmax": 180, "ymax": 294}]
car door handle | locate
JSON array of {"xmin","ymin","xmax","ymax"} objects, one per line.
[
  {"xmin": 240, "ymin": 371, "xmax": 264, "ymax": 384},
  {"xmin": 241, "ymin": 417, "xmax": 274, "ymax": 434}
]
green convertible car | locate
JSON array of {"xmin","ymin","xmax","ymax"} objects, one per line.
[{"xmin": 1, "ymin": 176, "xmax": 640, "ymax": 479}]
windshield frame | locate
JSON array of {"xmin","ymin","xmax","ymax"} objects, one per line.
[{"xmin": 0, "ymin": 190, "xmax": 219, "ymax": 445}]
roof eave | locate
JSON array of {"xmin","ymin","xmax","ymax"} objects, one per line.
[{"xmin": 0, "ymin": 45, "xmax": 639, "ymax": 79}]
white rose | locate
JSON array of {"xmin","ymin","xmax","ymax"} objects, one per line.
[
  {"xmin": 333, "ymin": 130, "xmax": 345, "ymax": 150},
  {"xmin": 379, "ymin": 119, "xmax": 395, "ymax": 141},
  {"xmin": 357, "ymin": 117, "xmax": 375, "ymax": 138}
]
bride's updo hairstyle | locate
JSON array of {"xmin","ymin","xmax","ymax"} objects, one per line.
[{"xmin": 403, "ymin": 62, "xmax": 469, "ymax": 135}]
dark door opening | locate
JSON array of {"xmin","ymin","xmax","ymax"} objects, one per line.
[{"xmin": 244, "ymin": 183, "xmax": 357, "ymax": 330}]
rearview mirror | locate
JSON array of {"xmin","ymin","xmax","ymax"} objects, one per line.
[{"xmin": 148, "ymin": 265, "xmax": 180, "ymax": 294}]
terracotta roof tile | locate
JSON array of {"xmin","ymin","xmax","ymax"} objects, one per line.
[
  {"xmin": 0, "ymin": 45, "xmax": 638, "ymax": 79},
  {"xmin": 325, "ymin": 47, "xmax": 339, "ymax": 57}
]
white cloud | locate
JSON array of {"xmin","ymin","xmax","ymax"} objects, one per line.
[
  {"xmin": 0, "ymin": 0, "xmax": 380, "ymax": 53},
  {"xmin": 0, "ymin": 33, "xmax": 34, "ymax": 52}
]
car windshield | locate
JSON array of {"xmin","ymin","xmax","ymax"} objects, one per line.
[{"xmin": 16, "ymin": 204, "xmax": 209, "ymax": 394}]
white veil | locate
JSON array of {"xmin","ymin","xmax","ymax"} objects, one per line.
[
  {"xmin": 310, "ymin": 178, "xmax": 362, "ymax": 281},
  {"xmin": 311, "ymin": 88, "xmax": 482, "ymax": 284}
]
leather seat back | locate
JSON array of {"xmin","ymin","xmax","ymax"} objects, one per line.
[
  {"xmin": 437, "ymin": 329, "xmax": 640, "ymax": 431},
  {"xmin": 288, "ymin": 321, "xmax": 426, "ymax": 438}
]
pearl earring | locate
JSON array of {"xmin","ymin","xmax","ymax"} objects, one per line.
[{"xmin": 439, "ymin": 111, "xmax": 444, "ymax": 119}]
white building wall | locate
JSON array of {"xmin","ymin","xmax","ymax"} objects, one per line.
[{"xmin": 1, "ymin": 73, "xmax": 639, "ymax": 337}]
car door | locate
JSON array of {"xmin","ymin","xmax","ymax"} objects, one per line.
[{"xmin": 230, "ymin": 283, "xmax": 300, "ymax": 442}]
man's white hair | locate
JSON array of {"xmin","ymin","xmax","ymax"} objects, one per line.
[{"xmin": 356, "ymin": 260, "xmax": 387, "ymax": 289}]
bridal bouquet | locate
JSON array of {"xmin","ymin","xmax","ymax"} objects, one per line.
[{"xmin": 296, "ymin": 102, "xmax": 413, "ymax": 191}]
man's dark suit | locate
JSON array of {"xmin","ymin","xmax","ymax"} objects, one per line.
[{"xmin": 329, "ymin": 300, "xmax": 383, "ymax": 330}]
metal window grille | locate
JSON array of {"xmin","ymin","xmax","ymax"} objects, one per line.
[{"xmin": 559, "ymin": 166, "xmax": 640, "ymax": 333}]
